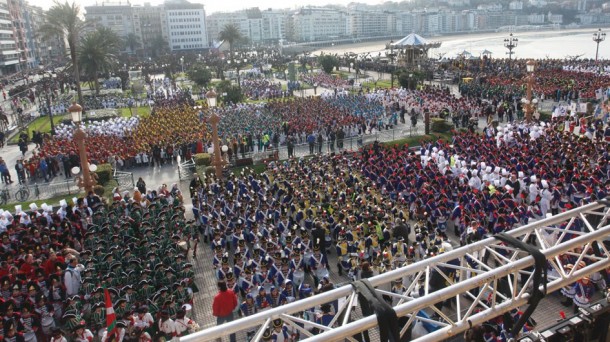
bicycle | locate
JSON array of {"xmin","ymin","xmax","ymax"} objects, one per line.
[
  {"xmin": 14, "ymin": 184, "xmax": 29, "ymax": 202},
  {"xmin": 0, "ymin": 188, "xmax": 8, "ymax": 205}
]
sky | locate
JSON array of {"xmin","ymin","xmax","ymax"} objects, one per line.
[{"xmin": 42, "ymin": 0, "xmax": 387, "ymax": 14}]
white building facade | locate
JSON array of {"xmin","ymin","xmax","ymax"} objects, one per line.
[{"xmin": 165, "ymin": 0, "xmax": 208, "ymax": 52}]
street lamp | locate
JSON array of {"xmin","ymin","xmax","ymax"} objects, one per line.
[
  {"xmin": 521, "ymin": 60, "xmax": 537, "ymax": 123},
  {"xmin": 387, "ymin": 40, "xmax": 396, "ymax": 88},
  {"xmin": 504, "ymin": 33, "xmax": 518, "ymax": 68},
  {"xmin": 47, "ymin": 46, "xmax": 52, "ymax": 66},
  {"xmin": 69, "ymin": 102, "xmax": 97, "ymax": 193},
  {"xmin": 180, "ymin": 56, "xmax": 184, "ymax": 74},
  {"xmin": 593, "ymin": 28, "xmax": 606, "ymax": 62},
  {"xmin": 206, "ymin": 89, "xmax": 224, "ymax": 179},
  {"xmin": 39, "ymin": 67, "xmax": 55, "ymax": 134}
]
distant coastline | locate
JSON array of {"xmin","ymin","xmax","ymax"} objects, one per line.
[{"xmin": 295, "ymin": 27, "xmax": 606, "ymax": 60}]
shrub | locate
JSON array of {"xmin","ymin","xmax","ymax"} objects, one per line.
[
  {"xmin": 194, "ymin": 153, "xmax": 211, "ymax": 166},
  {"xmin": 538, "ymin": 111, "xmax": 551, "ymax": 122},
  {"xmin": 95, "ymin": 163, "xmax": 113, "ymax": 186},
  {"xmin": 430, "ymin": 118, "xmax": 453, "ymax": 133},
  {"xmin": 93, "ymin": 185, "xmax": 105, "ymax": 197},
  {"xmin": 204, "ymin": 166, "xmax": 216, "ymax": 175}
]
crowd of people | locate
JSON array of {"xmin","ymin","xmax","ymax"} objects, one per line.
[
  {"xmin": 456, "ymin": 59, "xmax": 610, "ymax": 102},
  {"xmin": 3, "ymin": 54, "xmax": 610, "ymax": 338},
  {"xmin": 240, "ymin": 80, "xmax": 285, "ymax": 100},
  {"xmin": 0, "ymin": 182, "xmax": 202, "ymax": 342},
  {"xmin": 29, "ymin": 93, "xmax": 202, "ymax": 171},
  {"xmin": 300, "ymin": 72, "xmax": 349, "ymax": 89},
  {"xmin": 184, "ymin": 103, "xmax": 610, "ymax": 339}
]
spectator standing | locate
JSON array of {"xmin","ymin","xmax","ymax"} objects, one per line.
[
  {"xmin": 212, "ymin": 280, "xmax": 237, "ymax": 342},
  {"xmin": 136, "ymin": 177, "xmax": 147, "ymax": 194},
  {"xmin": 14, "ymin": 159, "xmax": 25, "ymax": 184},
  {"xmin": 18, "ymin": 136, "xmax": 27, "ymax": 156},
  {"xmin": 0, "ymin": 157, "xmax": 12, "ymax": 184},
  {"xmin": 307, "ymin": 133, "xmax": 315, "ymax": 155},
  {"xmin": 64, "ymin": 256, "xmax": 83, "ymax": 296}
]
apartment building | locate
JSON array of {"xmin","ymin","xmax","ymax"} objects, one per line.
[
  {"xmin": 0, "ymin": 0, "xmax": 17, "ymax": 74},
  {"xmin": 165, "ymin": 0, "xmax": 208, "ymax": 52},
  {"xmin": 292, "ymin": 7, "xmax": 348, "ymax": 42},
  {"xmin": 348, "ymin": 10, "xmax": 393, "ymax": 38},
  {"xmin": 85, "ymin": 2, "xmax": 135, "ymax": 42},
  {"xmin": 132, "ymin": 3, "xmax": 168, "ymax": 56}
]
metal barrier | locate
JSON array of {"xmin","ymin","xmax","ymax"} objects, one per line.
[
  {"xmin": 113, "ymin": 170, "xmax": 135, "ymax": 189},
  {"xmin": 0, "ymin": 179, "xmax": 82, "ymax": 205},
  {"xmin": 230, "ymin": 123, "xmax": 421, "ymax": 163},
  {"xmin": 178, "ymin": 157, "xmax": 196, "ymax": 181}
]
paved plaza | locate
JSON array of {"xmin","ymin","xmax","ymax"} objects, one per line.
[{"xmin": 0, "ymin": 79, "xmax": 580, "ymax": 341}]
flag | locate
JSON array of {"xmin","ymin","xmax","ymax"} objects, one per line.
[{"xmin": 104, "ymin": 287, "xmax": 117, "ymax": 338}]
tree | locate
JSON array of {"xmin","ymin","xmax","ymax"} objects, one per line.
[
  {"xmin": 124, "ymin": 33, "xmax": 140, "ymax": 55},
  {"xmin": 217, "ymin": 80, "xmax": 243, "ymax": 105},
  {"xmin": 39, "ymin": 1, "xmax": 86, "ymax": 107},
  {"xmin": 78, "ymin": 27, "xmax": 122, "ymax": 95},
  {"xmin": 218, "ymin": 24, "xmax": 242, "ymax": 60},
  {"xmin": 150, "ymin": 35, "xmax": 168, "ymax": 58},
  {"xmin": 318, "ymin": 55, "xmax": 339, "ymax": 74},
  {"xmin": 187, "ymin": 62, "xmax": 212, "ymax": 88}
]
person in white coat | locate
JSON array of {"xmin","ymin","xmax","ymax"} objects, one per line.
[
  {"xmin": 64, "ymin": 256, "xmax": 84, "ymax": 297},
  {"xmin": 528, "ymin": 176, "xmax": 539, "ymax": 204},
  {"xmin": 540, "ymin": 180, "xmax": 553, "ymax": 217},
  {"xmin": 468, "ymin": 171, "xmax": 482, "ymax": 190}
]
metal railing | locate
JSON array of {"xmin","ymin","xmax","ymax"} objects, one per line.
[
  {"xmin": 228, "ymin": 123, "xmax": 422, "ymax": 163},
  {"xmin": 0, "ymin": 179, "xmax": 82, "ymax": 205},
  {"xmin": 113, "ymin": 170, "xmax": 135, "ymax": 189},
  {"xmin": 182, "ymin": 200, "xmax": 610, "ymax": 342},
  {"xmin": 178, "ymin": 157, "xmax": 196, "ymax": 181}
]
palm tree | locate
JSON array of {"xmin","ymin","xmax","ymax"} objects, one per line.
[
  {"xmin": 124, "ymin": 33, "xmax": 140, "ymax": 55},
  {"xmin": 39, "ymin": 1, "xmax": 86, "ymax": 107},
  {"xmin": 218, "ymin": 24, "xmax": 242, "ymax": 61},
  {"xmin": 78, "ymin": 27, "xmax": 122, "ymax": 95}
]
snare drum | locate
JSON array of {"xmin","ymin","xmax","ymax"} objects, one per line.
[
  {"xmin": 293, "ymin": 270, "xmax": 305, "ymax": 287},
  {"xmin": 315, "ymin": 267, "xmax": 329, "ymax": 280}
]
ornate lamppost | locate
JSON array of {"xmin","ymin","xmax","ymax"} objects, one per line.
[
  {"xmin": 205, "ymin": 90, "xmax": 226, "ymax": 179},
  {"xmin": 69, "ymin": 102, "xmax": 98, "ymax": 193},
  {"xmin": 593, "ymin": 28, "xmax": 606, "ymax": 62},
  {"xmin": 521, "ymin": 60, "xmax": 537, "ymax": 123},
  {"xmin": 504, "ymin": 33, "xmax": 518, "ymax": 70}
]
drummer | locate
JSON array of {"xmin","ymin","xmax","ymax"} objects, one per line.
[
  {"xmin": 280, "ymin": 280, "xmax": 296, "ymax": 304},
  {"xmin": 392, "ymin": 237, "xmax": 407, "ymax": 264},
  {"xmin": 240, "ymin": 294, "xmax": 257, "ymax": 340},
  {"xmin": 335, "ymin": 233, "xmax": 350, "ymax": 276},
  {"xmin": 238, "ymin": 267, "xmax": 259, "ymax": 299},
  {"xmin": 308, "ymin": 245, "xmax": 329, "ymax": 288},
  {"xmin": 290, "ymin": 251, "xmax": 306, "ymax": 288}
]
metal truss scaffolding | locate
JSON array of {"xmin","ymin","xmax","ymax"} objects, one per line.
[{"xmin": 182, "ymin": 200, "xmax": 610, "ymax": 342}]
